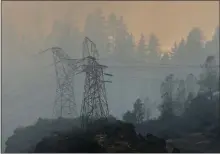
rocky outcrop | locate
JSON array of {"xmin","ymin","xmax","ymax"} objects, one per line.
[{"xmin": 34, "ymin": 120, "xmax": 171, "ymax": 153}]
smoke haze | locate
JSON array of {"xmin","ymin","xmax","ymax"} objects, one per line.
[{"xmin": 1, "ymin": 1, "xmax": 219, "ymax": 151}]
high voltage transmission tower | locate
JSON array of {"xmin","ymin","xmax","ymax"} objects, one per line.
[
  {"xmin": 80, "ymin": 37, "xmax": 112, "ymax": 129},
  {"xmin": 40, "ymin": 37, "xmax": 112, "ymax": 128},
  {"xmin": 52, "ymin": 47, "xmax": 78, "ymax": 118},
  {"xmin": 40, "ymin": 47, "xmax": 78, "ymax": 118}
]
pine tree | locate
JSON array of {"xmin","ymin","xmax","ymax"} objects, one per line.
[
  {"xmin": 122, "ymin": 111, "xmax": 136, "ymax": 124},
  {"xmin": 115, "ymin": 16, "xmax": 128, "ymax": 53},
  {"xmin": 125, "ymin": 33, "xmax": 136, "ymax": 61},
  {"xmin": 159, "ymin": 74, "xmax": 177, "ymax": 118},
  {"xmin": 185, "ymin": 27, "xmax": 205, "ymax": 64},
  {"xmin": 171, "ymin": 42, "xmax": 178, "ymax": 56},
  {"xmin": 205, "ymin": 26, "xmax": 219, "ymax": 61},
  {"xmin": 178, "ymin": 39, "xmax": 186, "ymax": 54},
  {"xmin": 107, "ymin": 13, "xmax": 117, "ymax": 40},
  {"xmin": 160, "ymin": 53, "xmax": 170, "ymax": 65},
  {"xmin": 174, "ymin": 80, "xmax": 186, "ymax": 116},
  {"xmin": 174, "ymin": 38, "xmax": 186, "ymax": 64},
  {"xmin": 160, "ymin": 74, "xmax": 176, "ymax": 101},
  {"xmin": 133, "ymin": 98, "xmax": 145, "ymax": 124},
  {"xmin": 106, "ymin": 13, "xmax": 118, "ymax": 54},
  {"xmin": 144, "ymin": 97, "xmax": 151, "ymax": 121},
  {"xmin": 185, "ymin": 73, "xmax": 197, "ymax": 99},
  {"xmin": 113, "ymin": 16, "xmax": 134, "ymax": 63},
  {"xmin": 170, "ymin": 42, "xmax": 178, "ymax": 63},
  {"xmin": 147, "ymin": 34, "xmax": 160, "ymax": 63},
  {"xmin": 137, "ymin": 34, "xmax": 147, "ymax": 61},
  {"xmin": 198, "ymin": 56, "xmax": 218, "ymax": 93}
]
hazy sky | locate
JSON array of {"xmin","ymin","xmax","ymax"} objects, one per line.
[{"xmin": 2, "ymin": 1, "xmax": 219, "ymax": 50}]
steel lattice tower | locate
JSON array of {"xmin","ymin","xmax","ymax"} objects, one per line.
[
  {"xmin": 51, "ymin": 47, "xmax": 78, "ymax": 118},
  {"xmin": 80, "ymin": 37, "xmax": 112, "ymax": 129},
  {"xmin": 40, "ymin": 37, "xmax": 112, "ymax": 123}
]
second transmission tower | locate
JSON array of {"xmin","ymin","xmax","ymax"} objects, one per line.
[
  {"xmin": 52, "ymin": 47, "xmax": 78, "ymax": 118},
  {"xmin": 80, "ymin": 37, "xmax": 112, "ymax": 129}
]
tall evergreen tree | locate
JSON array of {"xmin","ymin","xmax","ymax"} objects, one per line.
[
  {"xmin": 106, "ymin": 13, "xmax": 118, "ymax": 54},
  {"xmin": 137, "ymin": 34, "xmax": 147, "ymax": 61},
  {"xmin": 122, "ymin": 111, "xmax": 136, "ymax": 124},
  {"xmin": 122, "ymin": 98, "xmax": 145, "ymax": 124},
  {"xmin": 170, "ymin": 42, "xmax": 178, "ymax": 64},
  {"xmin": 174, "ymin": 80, "xmax": 186, "ymax": 116},
  {"xmin": 107, "ymin": 13, "xmax": 118, "ymax": 40},
  {"xmin": 115, "ymin": 16, "xmax": 128, "ymax": 53},
  {"xmin": 177, "ymin": 39, "xmax": 186, "ymax": 54},
  {"xmin": 161, "ymin": 74, "xmax": 178, "ymax": 101},
  {"xmin": 125, "ymin": 33, "xmax": 136, "ymax": 61},
  {"xmin": 143, "ymin": 97, "xmax": 152, "ymax": 121},
  {"xmin": 160, "ymin": 52, "xmax": 170, "ymax": 65},
  {"xmin": 173, "ymin": 38, "xmax": 186, "ymax": 64},
  {"xmin": 205, "ymin": 26, "xmax": 219, "ymax": 61},
  {"xmin": 112, "ymin": 16, "xmax": 135, "ymax": 63},
  {"xmin": 147, "ymin": 34, "xmax": 160, "ymax": 63},
  {"xmin": 198, "ymin": 56, "xmax": 218, "ymax": 93},
  {"xmin": 185, "ymin": 73, "xmax": 197, "ymax": 99},
  {"xmin": 171, "ymin": 42, "xmax": 178, "ymax": 56},
  {"xmin": 159, "ymin": 74, "xmax": 177, "ymax": 118},
  {"xmin": 185, "ymin": 27, "xmax": 205, "ymax": 64},
  {"xmin": 133, "ymin": 98, "xmax": 145, "ymax": 124}
]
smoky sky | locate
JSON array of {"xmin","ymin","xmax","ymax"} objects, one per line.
[{"xmin": 2, "ymin": 1, "xmax": 219, "ymax": 50}]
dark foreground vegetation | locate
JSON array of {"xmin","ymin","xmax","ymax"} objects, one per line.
[
  {"xmin": 4, "ymin": 117, "xmax": 81, "ymax": 152},
  {"xmin": 34, "ymin": 120, "xmax": 171, "ymax": 153},
  {"xmin": 135, "ymin": 93, "xmax": 220, "ymax": 152},
  {"xmin": 6, "ymin": 117, "xmax": 181, "ymax": 153}
]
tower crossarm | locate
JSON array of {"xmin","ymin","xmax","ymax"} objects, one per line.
[{"xmin": 60, "ymin": 58, "xmax": 87, "ymax": 75}]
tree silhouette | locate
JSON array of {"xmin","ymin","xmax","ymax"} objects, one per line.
[
  {"xmin": 122, "ymin": 98, "xmax": 145, "ymax": 124},
  {"xmin": 160, "ymin": 53, "xmax": 170, "ymax": 65},
  {"xmin": 187, "ymin": 27, "xmax": 204, "ymax": 45},
  {"xmin": 185, "ymin": 92, "xmax": 194, "ymax": 110},
  {"xmin": 170, "ymin": 42, "xmax": 178, "ymax": 64},
  {"xmin": 125, "ymin": 33, "xmax": 136, "ymax": 61},
  {"xmin": 198, "ymin": 56, "xmax": 218, "ymax": 94},
  {"xmin": 185, "ymin": 73, "xmax": 197, "ymax": 99},
  {"xmin": 133, "ymin": 98, "xmax": 145, "ymax": 124},
  {"xmin": 185, "ymin": 27, "xmax": 205, "ymax": 64},
  {"xmin": 177, "ymin": 80, "xmax": 186, "ymax": 102},
  {"xmin": 115, "ymin": 16, "xmax": 128, "ymax": 51},
  {"xmin": 147, "ymin": 34, "xmax": 160, "ymax": 63},
  {"xmin": 205, "ymin": 26, "xmax": 220, "ymax": 59},
  {"xmin": 174, "ymin": 80, "xmax": 186, "ymax": 116},
  {"xmin": 172, "ymin": 38, "xmax": 186, "ymax": 64},
  {"xmin": 143, "ymin": 97, "xmax": 152, "ymax": 121},
  {"xmin": 110, "ymin": 15, "xmax": 135, "ymax": 63},
  {"xmin": 160, "ymin": 74, "xmax": 176, "ymax": 101},
  {"xmin": 123, "ymin": 111, "xmax": 136, "ymax": 124},
  {"xmin": 159, "ymin": 74, "xmax": 177, "ymax": 119},
  {"xmin": 107, "ymin": 13, "xmax": 118, "ymax": 40},
  {"xmin": 137, "ymin": 34, "xmax": 147, "ymax": 61},
  {"xmin": 159, "ymin": 99, "xmax": 174, "ymax": 120}
]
